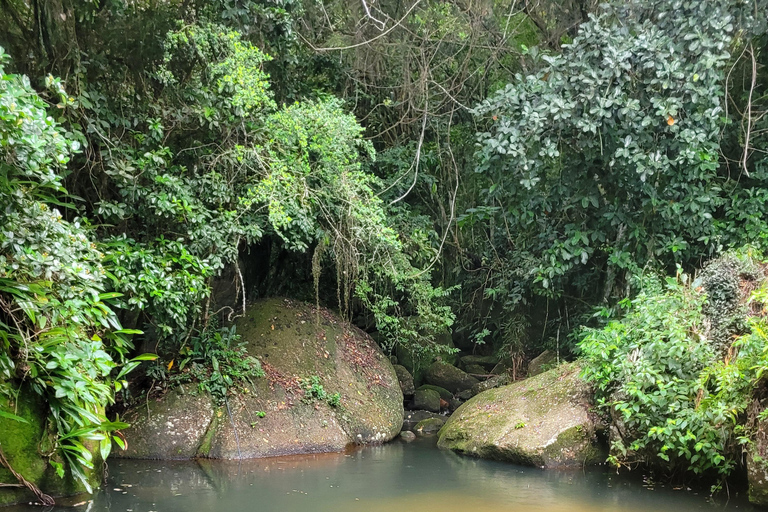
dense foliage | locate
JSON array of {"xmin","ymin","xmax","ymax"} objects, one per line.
[
  {"xmin": 0, "ymin": 0, "xmax": 767, "ymax": 492},
  {"xmin": 580, "ymin": 251, "xmax": 768, "ymax": 483}
]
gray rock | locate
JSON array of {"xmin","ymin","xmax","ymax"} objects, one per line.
[
  {"xmin": 463, "ymin": 363, "xmax": 488, "ymax": 376},
  {"xmin": 528, "ymin": 350, "xmax": 558, "ymax": 376},
  {"xmin": 438, "ymin": 363, "xmax": 605, "ymax": 468},
  {"xmin": 460, "ymin": 355, "xmax": 498, "ymax": 370},
  {"xmin": 394, "ymin": 364, "xmax": 415, "ymax": 396},
  {"xmin": 417, "ymin": 384, "xmax": 452, "ymax": 401},
  {"xmin": 402, "ymin": 410, "xmax": 443, "ymax": 430},
  {"xmin": 470, "ymin": 373, "xmax": 511, "ymax": 396},
  {"xmin": 120, "ymin": 298, "xmax": 403, "ymax": 460},
  {"xmin": 413, "ymin": 388, "xmax": 441, "ymax": 413},
  {"xmin": 414, "ymin": 417, "xmax": 447, "ymax": 436},
  {"xmin": 456, "ymin": 389, "xmax": 474, "ymax": 401},
  {"xmin": 425, "ymin": 361, "xmax": 479, "ymax": 393},
  {"xmin": 400, "ymin": 430, "xmax": 416, "ymax": 442}
]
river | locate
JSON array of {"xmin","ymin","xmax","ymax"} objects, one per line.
[{"xmin": 7, "ymin": 438, "xmax": 755, "ymax": 512}]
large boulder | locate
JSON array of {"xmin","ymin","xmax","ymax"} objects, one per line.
[
  {"xmin": 437, "ymin": 363, "xmax": 605, "ymax": 468},
  {"xmin": 120, "ymin": 298, "xmax": 403, "ymax": 460},
  {"xmin": 425, "ymin": 361, "xmax": 479, "ymax": 394},
  {"xmin": 413, "ymin": 388, "xmax": 441, "ymax": 413},
  {"xmin": 0, "ymin": 389, "xmax": 103, "ymax": 506}
]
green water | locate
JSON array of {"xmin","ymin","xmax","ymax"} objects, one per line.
[{"xmin": 9, "ymin": 438, "xmax": 756, "ymax": 512}]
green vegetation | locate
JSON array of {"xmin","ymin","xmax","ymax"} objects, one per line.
[
  {"xmin": 580, "ymin": 250, "xmax": 768, "ymax": 484},
  {"xmin": 300, "ymin": 375, "xmax": 341, "ymax": 408},
  {"xmin": 0, "ymin": 0, "xmax": 767, "ymax": 498}
]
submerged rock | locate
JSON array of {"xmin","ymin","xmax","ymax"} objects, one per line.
[
  {"xmin": 414, "ymin": 417, "xmax": 446, "ymax": 436},
  {"xmin": 120, "ymin": 298, "xmax": 403, "ymax": 460},
  {"xmin": 425, "ymin": 361, "xmax": 479, "ymax": 394},
  {"xmin": 0, "ymin": 389, "xmax": 103, "ymax": 506},
  {"xmin": 402, "ymin": 410, "xmax": 443, "ymax": 430},
  {"xmin": 400, "ymin": 430, "xmax": 417, "ymax": 442},
  {"xmin": 437, "ymin": 363, "xmax": 605, "ymax": 468}
]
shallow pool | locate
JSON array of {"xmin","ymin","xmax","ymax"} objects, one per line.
[{"xmin": 8, "ymin": 437, "xmax": 755, "ymax": 512}]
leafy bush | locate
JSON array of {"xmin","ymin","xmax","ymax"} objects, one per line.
[
  {"xmin": 580, "ymin": 253, "xmax": 768, "ymax": 481},
  {"xmin": 0, "ymin": 49, "xmax": 151, "ymax": 491}
]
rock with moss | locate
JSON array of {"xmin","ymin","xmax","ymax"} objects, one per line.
[
  {"xmin": 402, "ymin": 410, "xmax": 443, "ymax": 430},
  {"xmin": 120, "ymin": 384, "xmax": 215, "ymax": 459},
  {"xmin": 464, "ymin": 363, "xmax": 488, "ymax": 376},
  {"xmin": 0, "ymin": 389, "xmax": 102, "ymax": 506},
  {"xmin": 417, "ymin": 384, "xmax": 452, "ymax": 401},
  {"xmin": 393, "ymin": 365, "xmax": 415, "ymax": 396},
  {"xmin": 119, "ymin": 298, "xmax": 403, "ymax": 460},
  {"xmin": 425, "ymin": 361, "xmax": 479, "ymax": 394},
  {"xmin": 414, "ymin": 417, "xmax": 446, "ymax": 436},
  {"xmin": 437, "ymin": 363, "xmax": 605, "ymax": 468},
  {"xmin": 413, "ymin": 388, "xmax": 441, "ymax": 413},
  {"xmin": 470, "ymin": 373, "xmax": 510, "ymax": 396},
  {"xmin": 528, "ymin": 350, "xmax": 558, "ymax": 376},
  {"xmin": 461, "ymin": 355, "xmax": 498, "ymax": 371}
]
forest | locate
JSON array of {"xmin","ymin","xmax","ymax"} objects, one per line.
[{"xmin": 1, "ymin": 0, "xmax": 768, "ymax": 506}]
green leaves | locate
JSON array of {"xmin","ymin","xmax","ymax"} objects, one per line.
[{"xmin": 579, "ymin": 256, "xmax": 768, "ymax": 477}]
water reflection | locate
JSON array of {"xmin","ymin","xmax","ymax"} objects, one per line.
[{"xmin": 7, "ymin": 438, "xmax": 755, "ymax": 512}]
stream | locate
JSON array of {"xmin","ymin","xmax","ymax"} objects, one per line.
[{"xmin": 7, "ymin": 438, "xmax": 756, "ymax": 512}]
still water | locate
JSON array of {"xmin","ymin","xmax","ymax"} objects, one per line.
[{"xmin": 11, "ymin": 438, "xmax": 756, "ymax": 512}]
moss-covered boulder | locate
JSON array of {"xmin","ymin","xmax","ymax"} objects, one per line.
[
  {"xmin": 402, "ymin": 410, "xmax": 443, "ymax": 430},
  {"xmin": 437, "ymin": 363, "xmax": 605, "ymax": 468},
  {"xmin": 0, "ymin": 389, "xmax": 102, "ymax": 506},
  {"xmin": 393, "ymin": 365, "xmax": 415, "ymax": 396},
  {"xmin": 414, "ymin": 417, "xmax": 446, "ymax": 436},
  {"xmin": 470, "ymin": 373, "xmax": 511, "ymax": 396},
  {"xmin": 461, "ymin": 355, "xmax": 498, "ymax": 371},
  {"xmin": 119, "ymin": 298, "xmax": 403, "ymax": 460},
  {"xmin": 417, "ymin": 384, "xmax": 453, "ymax": 401},
  {"xmin": 425, "ymin": 361, "xmax": 479, "ymax": 393},
  {"xmin": 413, "ymin": 388, "xmax": 441, "ymax": 413}
]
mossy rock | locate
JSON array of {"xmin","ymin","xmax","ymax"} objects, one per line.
[
  {"xmin": 393, "ymin": 365, "xmax": 415, "ymax": 396},
  {"xmin": 414, "ymin": 417, "xmax": 446, "ymax": 436},
  {"xmin": 0, "ymin": 388, "xmax": 102, "ymax": 506},
  {"xmin": 464, "ymin": 364, "xmax": 488, "ymax": 376},
  {"xmin": 402, "ymin": 410, "xmax": 443, "ymax": 430},
  {"xmin": 460, "ymin": 355, "xmax": 498, "ymax": 370},
  {"xmin": 528, "ymin": 350, "xmax": 558, "ymax": 376},
  {"xmin": 437, "ymin": 363, "xmax": 605, "ymax": 468},
  {"xmin": 425, "ymin": 361, "xmax": 479, "ymax": 394},
  {"xmin": 120, "ymin": 383, "xmax": 215, "ymax": 459},
  {"xmin": 413, "ymin": 389, "xmax": 441, "ymax": 413},
  {"xmin": 417, "ymin": 384, "xmax": 453, "ymax": 401},
  {"xmin": 119, "ymin": 298, "xmax": 403, "ymax": 460},
  {"xmin": 470, "ymin": 373, "xmax": 510, "ymax": 396}
]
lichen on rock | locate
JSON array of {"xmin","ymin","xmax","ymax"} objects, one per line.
[
  {"xmin": 118, "ymin": 298, "xmax": 403, "ymax": 460},
  {"xmin": 437, "ymin": 362, "xmax": 605, "ymax": 468}
]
